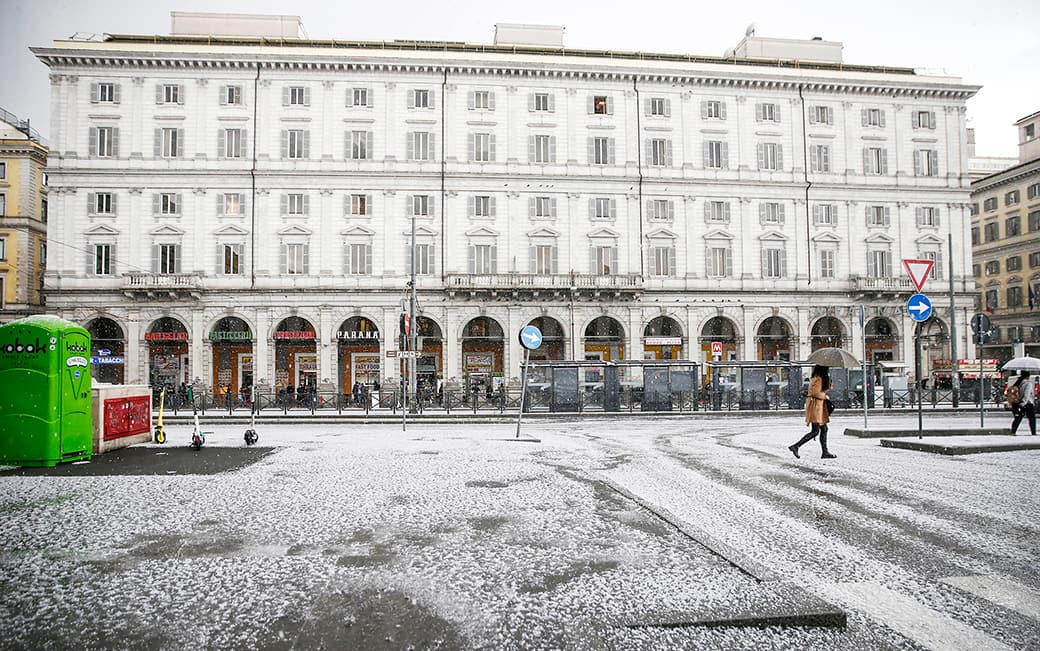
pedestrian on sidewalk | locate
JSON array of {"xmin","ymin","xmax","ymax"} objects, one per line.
[
  {"xmin": 788, "ymin": 364, "xmax": 837, "ymax": 459},
  {"xmin": 1009, "ymin": 370, "xmax": 1037, "ymax": 436}
]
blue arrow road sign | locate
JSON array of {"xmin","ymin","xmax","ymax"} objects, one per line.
[
  {"xmin": 907, "ymin": 293, "xmax": 932, "ymax": 322},
  {"xmin": 519, "ymin": 325, "xmax": 543, "ymax": 350}
]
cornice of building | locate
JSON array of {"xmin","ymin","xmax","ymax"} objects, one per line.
[
  {"xmin": 30, "ymin": 38, "xmax": 980, "ymax": 101},
  {"xmin": 970, "ymin": 157, "xmax": 1040, "ymax": 194},
  {"xmin": 0, "ymin": 142, "xmax": 49, "ymax": 164}
]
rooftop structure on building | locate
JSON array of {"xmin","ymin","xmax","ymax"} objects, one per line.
[
  {"xmin": 1015, "ymin": 110, "xmax": 1040, "ymax": 164},
  {"xmin": 966, "ymin": 127, "xmax": 1017, "ymax": 180}
]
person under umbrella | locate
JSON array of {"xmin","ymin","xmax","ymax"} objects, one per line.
[
  {"xmin": 788, "ymin": 364, "xmax": 837, "ymax": 459},
  {"xmin": 1009, "ymin": 370, "xmax": 1037, "ymax": 436}
]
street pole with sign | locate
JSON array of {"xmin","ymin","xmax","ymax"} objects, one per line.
[
  {"xmin": 516, "ymin": 325, "xmax": 543, "ymax": 439},
  {"xmin": 860, "ymin": 305, "xmax": 868, "ymax": 429},
  {"xmin": 904, "ymin": 259, "xmax": 934, "ymax": 439},
  {"xmin": 970, "ymin": 312, "xmax": 991, "ymax": 427},
  {"xmin": 948, "ymin": 233, "xmax": 959, "ymax": 408}
]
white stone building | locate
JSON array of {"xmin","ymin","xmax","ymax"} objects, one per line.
[{"xmin": 32, "ymin": 16, "xmax": 981, "ymax": 397}]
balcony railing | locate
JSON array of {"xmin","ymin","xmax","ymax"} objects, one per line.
[
  {"xmin": 123, "ymin": 272, "xmax": 204, "ymax": 296},
  {"xmin": 849, "ymin": 275, "xmax": 916, "ymax": 293},
  {"xmin": 445, "ymin": 273, "xmax": 643, "ymax": 291}
]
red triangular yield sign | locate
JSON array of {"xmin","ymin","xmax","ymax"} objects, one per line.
[{"xmin": 903, "ymin": 259, "xmax": 934, "ymax": 292}]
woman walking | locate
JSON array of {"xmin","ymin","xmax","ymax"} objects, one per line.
[
  {"xmin": 1009, "ymin": 370, "xmax": 1037, "ymax": 436},
  {"xmin": 789, "ymin": 365, "xmax": 837, "ymax": 459}
]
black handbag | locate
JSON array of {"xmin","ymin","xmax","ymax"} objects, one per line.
[{"xmin": 824, "ymin": 398, "xmax": 835, "ymax": 415}]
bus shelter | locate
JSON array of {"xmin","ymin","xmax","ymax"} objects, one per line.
[
  {"xmin": 705, "ymin": 361, "xmax": 876, "ymax": 411},
  {"xmin": 522, "ymin": 360, "xmax": 699, "ymax": 413}
]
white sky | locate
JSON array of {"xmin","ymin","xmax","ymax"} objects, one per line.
[{"xmin": 2, "ymin": 0, "xmax": 1038, "ymax": 157}]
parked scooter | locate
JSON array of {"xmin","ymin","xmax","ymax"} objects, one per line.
[
  {"xmin": 188, "ymin": 385, "xmax": 206, "ymax": 451},
  {"xmin": 154, "ymin": 387, "xmax": 167, "ymax": 444},
  {"xmin": 244, "ymin": 386, "xmax": 258, "ymax": 445}
]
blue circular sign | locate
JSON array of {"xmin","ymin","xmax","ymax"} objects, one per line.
[
  {"xmin": 907, "ymin": 293, "xmax": 932, "ymax": 322},
  {"xmin": 519, "ymin": 325, "xmax": 543, "ymax": 350}
]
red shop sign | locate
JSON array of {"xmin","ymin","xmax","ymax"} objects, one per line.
[
  {"xmin": 145, "ymin": 332, "xmax": 189, "ymax": 341},
  {"xmin": 274, "ymin": 330, "xmax": 316, "ymax": 340}
]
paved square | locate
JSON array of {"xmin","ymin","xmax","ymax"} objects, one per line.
[{"xmin": 1, "ymin": 414, "xmax": 1038, "ymax": 649}]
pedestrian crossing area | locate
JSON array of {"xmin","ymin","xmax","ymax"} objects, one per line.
[{"xmin": 823, "ymin": 579, "xmax": 1040, "ymax": 651}]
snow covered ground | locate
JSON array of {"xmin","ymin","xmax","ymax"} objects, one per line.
[{"xmin": 1, "ymin": 413, "xmax": 1038, "ymax": 649}]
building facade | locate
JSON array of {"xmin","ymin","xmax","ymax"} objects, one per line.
[
  {"xmin": 32, "ymin": 18, "xmax": 981, "ymax": 396},
  {"xmin": 970, "ymin": 111, "xmax": 1040, "ymax": 360},
  {"xmin": 0, "ymin": 108, "xmax": 48, "ymax": 322}
]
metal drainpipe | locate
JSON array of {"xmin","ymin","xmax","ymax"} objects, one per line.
[
  {"xmin": 633, "ymin": 76, "xmax": 644, "ymax": 278},
  {"xmin": 440, "ymin": 68, "xmax": 447, "ymax": 282},
  {"xmin": 798, "ymin": 84, "xmax": 812, "ymax": 284}
]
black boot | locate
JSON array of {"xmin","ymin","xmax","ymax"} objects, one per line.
[
  {"xmin": 789, "ymin": 428, "xmax": 817, "ymax": 459},
  {"xmin": 820, "ymin": 427, "xmax": 836, "ymax": 459}
]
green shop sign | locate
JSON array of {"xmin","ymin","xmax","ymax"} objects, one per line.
[{"xmin": 209, "ymin": 331, "xmax": 253, "ymax": 341}]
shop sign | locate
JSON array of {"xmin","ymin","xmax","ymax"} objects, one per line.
[
  {"xmin": 274, "ymin": 330, "xmax": 315, "ymax": 340},
  {"xmin": 298, "ymin": 355, "xmax": 318, "ymax": 372},
  {"xmin": 353, "ymin": 353, "xmax": 381, "ymax": 373},
  {"xmin": 336, "ymin": 330, "xmax": 380, "ymax": 340},
  {"xmin": 933, "ymin": 359, "xmax": 999, "ymax": 372},
  {"xmin": 145, "ymin": 332, "xmax": 188, "ymax": 342},
  {"xmin": 210, "ymin": 331, "xmax": 253, "ymax": 341},
  {"xmin": 464, "ymin": 353, "xmax": 494, "ymax": 373},
  {"xmin": 644, "ymin": 337, "xmax": 682, "ymax": 346},
  {"xmin": 91, "ymin": 356, "xmax": 125, "ymax": 365}
]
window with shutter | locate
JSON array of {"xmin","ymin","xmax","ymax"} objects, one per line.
[
  {"xmin": 93, "ymin": 243, "xmax": 114, "ymax": 275},
  {"xmin": 811, "ymin": 144, "xmax": 830, "ymax": 172},
  {"xmin": 706, "ymin": 245, "xmax": 730, "ymax": 278},
  {"xmin": 759, "ymin": 143, "xmax": 779, "ymax": 171},
  {"xmin": 412, "ymin": 89, "xmax": 431, "ymax": 109},
  {"xmin": 819, "ymin": 249, "xmax": 835, "ymax": 279}
]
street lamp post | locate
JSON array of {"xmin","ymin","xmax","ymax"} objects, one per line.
[{"xmin": 409, "ymin": 209, "xmax": 418, "ymax": 413}]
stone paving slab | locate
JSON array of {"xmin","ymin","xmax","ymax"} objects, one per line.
[
  {"xmin": 845, "ymin": 427, "xmax": 1009, "ymax": 438},
  {"xmin": 879, "ymin": 437, "xmax": 1040, "ymax": 455},
  {"xmin": 626, "ymin": 581, "xmax": 847, "ymax": 629}
]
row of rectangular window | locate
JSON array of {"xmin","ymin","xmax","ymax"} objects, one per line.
[
  {"xmin": 972, "ymin": 209, "xmax": 1040, "ymax": 243},
  {"xmin": 85, "ymin": 125, "xmax": 941, "ymax": 175},
  {"xmin": 90, "ymin": 240, "xmax": 942, "ymax": 282},
  {"xmin": 87, "ymin": 82, "xmax": 941, "ymax": 132},
  {"xmin": 977, "ymin": 252, "xmax": 1040, "ymax": 276},
  {"xmin": 978, "ymin": 184, "xmax": 1040, "ymax": 214},
  {"xmin": 84, "ymin": 190, "xmax": 941, "ymax": 229},
  {"xmin": 982, "ymin": 280, "xmax": 1040, "ymax": 311}
]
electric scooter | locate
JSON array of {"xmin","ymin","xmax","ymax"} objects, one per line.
[
  {"xmin": 244, "ymin": 385, "xmax": 258, "ymax": 445},
  {"xmin": 154, "ymin": 387, "xmax": 167, "ymax": 444},
  {"xmin": 189, "ymin": 387, "xmax": 205, "ymax": 451}
]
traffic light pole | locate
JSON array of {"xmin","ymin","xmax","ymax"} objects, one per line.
[{"xmin": 948, "ymin": 233, "xmax": 959, "ymax": 408}]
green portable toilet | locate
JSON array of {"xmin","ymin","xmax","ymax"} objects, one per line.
[{"xmin": 0, "ymin": 315, "xmax": 93, "ymax": 467}]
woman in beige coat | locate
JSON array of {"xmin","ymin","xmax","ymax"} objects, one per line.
[{"xmin": 788, "ymin": 365, "xmax": 836, "ymax": 459}]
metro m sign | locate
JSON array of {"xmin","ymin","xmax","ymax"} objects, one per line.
[{"xmin": 902, "ymin": 259, "xmax": 934, "ymax": 293}]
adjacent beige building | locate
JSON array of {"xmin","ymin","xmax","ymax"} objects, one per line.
[
  {"xmin": 0, "ymin": 108, "xmax": 49, "ymax": 322},
  {"xmin": 970, "ymin": 110, "xmax": 1040, "ymax": 360}
]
